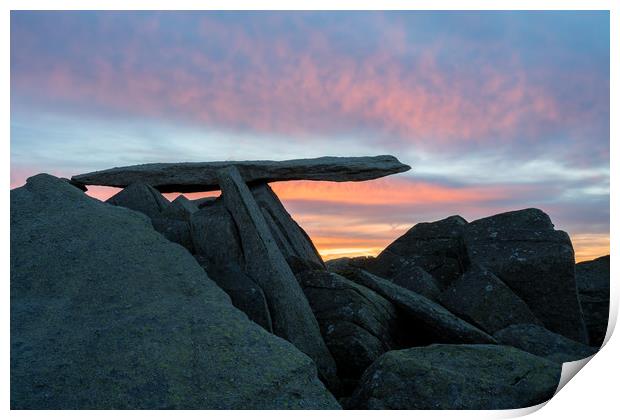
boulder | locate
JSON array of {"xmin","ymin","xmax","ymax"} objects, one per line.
[
  {"xmin": 217, "ymin": 166, "xmax": 338, "ymax": 389},
  {"xmin": 10, "ymin": 174, "xmax": 340, "ymax": 409},
  {"xmin": 190, "ymin": 199, "xmax": 245, "ymax": 269},
  {"xmin": 296, "ymin": 270, "xmax": 397, "ymax": 393},
  {"xmin": 251, "ymin": 183, "xmax": 324, "ymax": 268},
  {"xmin": 105, "ymin": 182, "xmax": 169, "ymax": 219},
  {"xmin": 72, "ymin": 155, "xmax": 412, "ymax": 193},
  {"xmin": 373, "ymin": 216, "xmax": 469, "ymax": 289},
  {"xmin": 347, "ymin": 344, "xmax": 561, "ymax": 409},
  {"xmin": 151, "ymin": 218, "xmax": 194, "ymax": 253},
  {"xmin": 438, "ymin": 264, "xmax": 542, "ymax": 334},
  {"xmin": 191, "ymin": 196, "xmax": 217, "ymax": 208},
  {"xmin": 339, "ymin": 269, "xmax": 495, "ymax": 345},
  {"xmin": 494, "ymin": 324, "xmax": 597, "ymax": 364},
  {"xmin": 197, "ymin": 260, "xmax": 273, "ymax": 333},
  {"xmin": 576, "ymin": 255, "xmax": 610, "ymax": 347},
  {"xmin": 464, "ymin": 208, "xmax": 588, "ymax": 344},
  {"xmin": 162, "ymin": 195, "xmax": 199, "ymax": 221}
]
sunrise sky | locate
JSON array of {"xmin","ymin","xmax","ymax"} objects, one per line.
[{"xmin": 10, "ymin": 11, "xmax": 610, "ymax": 262}]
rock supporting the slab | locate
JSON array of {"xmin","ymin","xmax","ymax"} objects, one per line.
[
  {"xmin": 10, "ymin": 174, "xmax": 340, "ymax": 409},
  {"xmin": 72, "ymin": 155, "xmax": 412, "ymax": 193},
  {"xmin": 217, "ymin": 166, "xmax": 338, "ymax": 389},
  {"xmin": 576, "ymin": 255, "xmax": 610, "ymax": 347}
]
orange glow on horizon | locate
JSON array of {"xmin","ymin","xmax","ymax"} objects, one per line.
[{"xmin": 74, "ymin": 181, "xmax": 609, "ymax": 264}]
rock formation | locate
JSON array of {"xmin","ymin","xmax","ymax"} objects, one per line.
[
  {"xmin": 575, "ymin": 255, "xmax": 610, "ymax": 347},
  {"xmin": 11, "ymin": 155, "xmax": 607, "ymax": 410},
  {"xmin": 72, "ymin": 155, "xmax": 411, "ymax": 192},
  {"xmin": 10, "ymin": 174, "xmax": 339, "ymax": 409}
]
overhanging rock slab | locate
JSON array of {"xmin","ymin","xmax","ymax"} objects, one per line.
[{"xmin": 72, "ymin": 155, "xmax": 411, "ymax": 193}]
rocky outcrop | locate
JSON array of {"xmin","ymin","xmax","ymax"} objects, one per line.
[
  {"xmin": 106, "ymin": 182, "xmax": 169, "ymax": 219},
  {"xmin": 464, "ymin": 209, "xmax": 588, "ymax": 344},
  {"xmin": 494, "ymin": 324, "xmax": 597, "ymax": 364},
  {"xmin": 10, "ymin": 174, "xmax": 340, "ymax": 409},
  {"xmin": 296, "ymin": 270, "xmax": 397, "ymax": 393},
  {"xmin": 438, "ymin": 264, "xmax": 542, "ymax": 334},
  {"xmin": 217, "ymin": 166, "xmax": 338, "ymax": 389},
  {"xmin": 347, "ymin": 344, "xmax": 561, "ymax": 409},
  {"xmin": 251, "ymin": 183, "xmax": 324, "ymax": 268},
  {"xmin": 72, "ymin": 155, "xmax": 412, "ymax": 193},
  {"xmin": 162, "ymin": 195, "xmax": 198, "ymax": 220},
  {"xmin": 373, "ymin": 215, "xmax": 469, "ymax": 289},
  {"xmin": 339, "ymin": 269, "xmax": 495, "ymax": 345},
  {"xmin": 576, "ymin": 255, "xmax": 610, "ymax": 347}
]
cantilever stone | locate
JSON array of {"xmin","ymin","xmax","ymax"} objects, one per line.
[{"xmin": 71, "ymin": 155, "xmax": 411, "ymax": 193}]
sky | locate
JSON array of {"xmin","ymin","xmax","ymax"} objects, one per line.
[{"xmin": 10, "ymin": 11, "xmax": 610, "ymax": 262}]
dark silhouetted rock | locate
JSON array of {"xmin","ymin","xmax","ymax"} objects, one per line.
[
  {"xmin": 348, "ymin": 344, "xmax": 560, "ymax": 409},
  {"xmin": 191, "ymin": 196, "xmax": 217, "ymax": 208},
  {"xmin": 438, "ymin": 264, "xmax": 542, "ymax": 334},
  {"xmin": 576, "ymin": 255, "xmax": 610, "ymax": 347},
  {"xmin": 340, "ymin": 269, "xmax": 495, "ymax": 345},
  {"xmin": 10, "ymin": 174, "xmax": 340, "ymax": 409},
  {"xmin": 374, "ymin": 216, "xmax": 469, "ymax": 289},
  {"xmin": 197, "ymin": 260, "xmax": 273, "ymax": 333},
  {"xmin": 297, "ymin": 270, "xmax": 397, "ymax": 393},
  {"xmin": 325, "ymin": 256, "xmax": 375, "ymax": 272},
  {"xmin": 464, "ymin": 208, "xmax": 588, "ymax": 344},
  {"xmin": 151, "ymin": 217, "xmax": 194, "ymax": 253},
  {"xmin": 105, "ymin": 182, "xmax": 169, "ymax": 219},
  {"xmin": 217, "ymin": 166, "xmax": 338, "ymax": 389},
  {"xmin": 251, "ymin": 183, "xmax": 324, "ymax": 268},
  {"xmin": 162, "ymin": 195, "xmax": 198, "ymax": 221},
  {"xmin": 60, "ymin": 177, "xmax": 87, "ymax": 191},
  {"xmin": 72, "ymin": 155, "xmax": 411, "ymax": 193},
  {"xmin": 494, "ymin": 324, "xmax": 596, "ymax": 364},
  {"xmin": 190, "ymin": 199, "xmax": 244, "ymax": 269}
]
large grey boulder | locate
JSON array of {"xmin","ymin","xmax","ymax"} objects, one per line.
[
  {"xmin": 150, "ymin": 218, "xmax": 194, "ymax": 253},
  {"xmin": 296, "ymin": 270, "xmax": 397, "ymax": 393},
  {"xmin": 494, "ymin": 324, "xmax": 597, "ymax": 364},
  {"xmin": 10, "ymin": 174, "xmax": 340, "ymax": 409},
  {"xmin": 217, "ymin": 166, "xmax": 338, "ymax": 389},
  {"xmin": 105, "ymin": 182, "xmax": 169, "ymax": 219},
  {"xmin": 251, "ymin": 183, "xmax": 324, "ymax": 268},
  {"xmin": 464, "ymin": 208, "xmax": 588, "ymax": 344},
  {"xmin": 72, "ymin": 155, "xmax": 411, "ymax": 193},
  {"xmin": 348, "ymin": 344, "xmax": 561, "ymax": 409},
  {"xmin": 373, "ymin": 216, "xmax": 469, "ymax": 289},
  {"xmin": 576, "ymin": 255, "xmax": 610, "ymax": 347},
  {"xmin": 438, "ymin": 264, "xmax": 542, "ymax": 334},
  {"xmin": 339, "ymin": 269, "xmax": 495, "ymax": 345}
]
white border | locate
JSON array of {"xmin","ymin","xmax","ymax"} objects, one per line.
[{"xmin": 3, "ymin": 2, "xmax": 616, "ymax": 420}]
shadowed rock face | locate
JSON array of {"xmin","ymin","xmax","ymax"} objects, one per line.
[
  {"xmin": 10, "ymin": 174, "xmax": 340, "ymax": 409},
  {"xmin": 296, "ymin": 270, "xmax": 397, "ymax": 394},
  {"xmin": 464, "ymin": 208, "xmax": 588, "ymax": 344},
  {"xmin": 374, "ymin": 215, "xmax": 469, "ymax": 289},
  {"xmin": 251, "ymin": 183, "xmax": 324, "ymax": 268},
  {"xmin": 347, "ymin": 344, "xmax": 561, "ymax": 409},
  {"xmin": 338, "ymin": 268, "xmax": 496, "ymax": 345},
  {"xmin": 493, "ymin": 324, "xmax": 596, "ymax": 364},
  {"xmin": 438, "ymin": 264, "xmax": 542, "ymax": 334},
  {"xmin": 217, "ymin": 166, "xmax": 339, "ymax": 390},
  {"xmin": 71, "ymin": 155, "xmax": 411, "ymax": 192},
  {"xmin": 576, "ymin": 255, "xmax": 610, "ymax": 347}
]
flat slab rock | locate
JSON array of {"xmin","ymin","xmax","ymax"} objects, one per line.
[
  {"xmin": 72, "ymin": 155, "xmax": 411, "ymax": 193},
  {"xmin": 10, "ymin": 174, "xmax": 339, "ymax": 409}
]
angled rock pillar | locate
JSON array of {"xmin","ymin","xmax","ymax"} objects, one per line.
[{"xmin": 217, "ymin": 166, "xmax": 338, "ymax": 389}]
